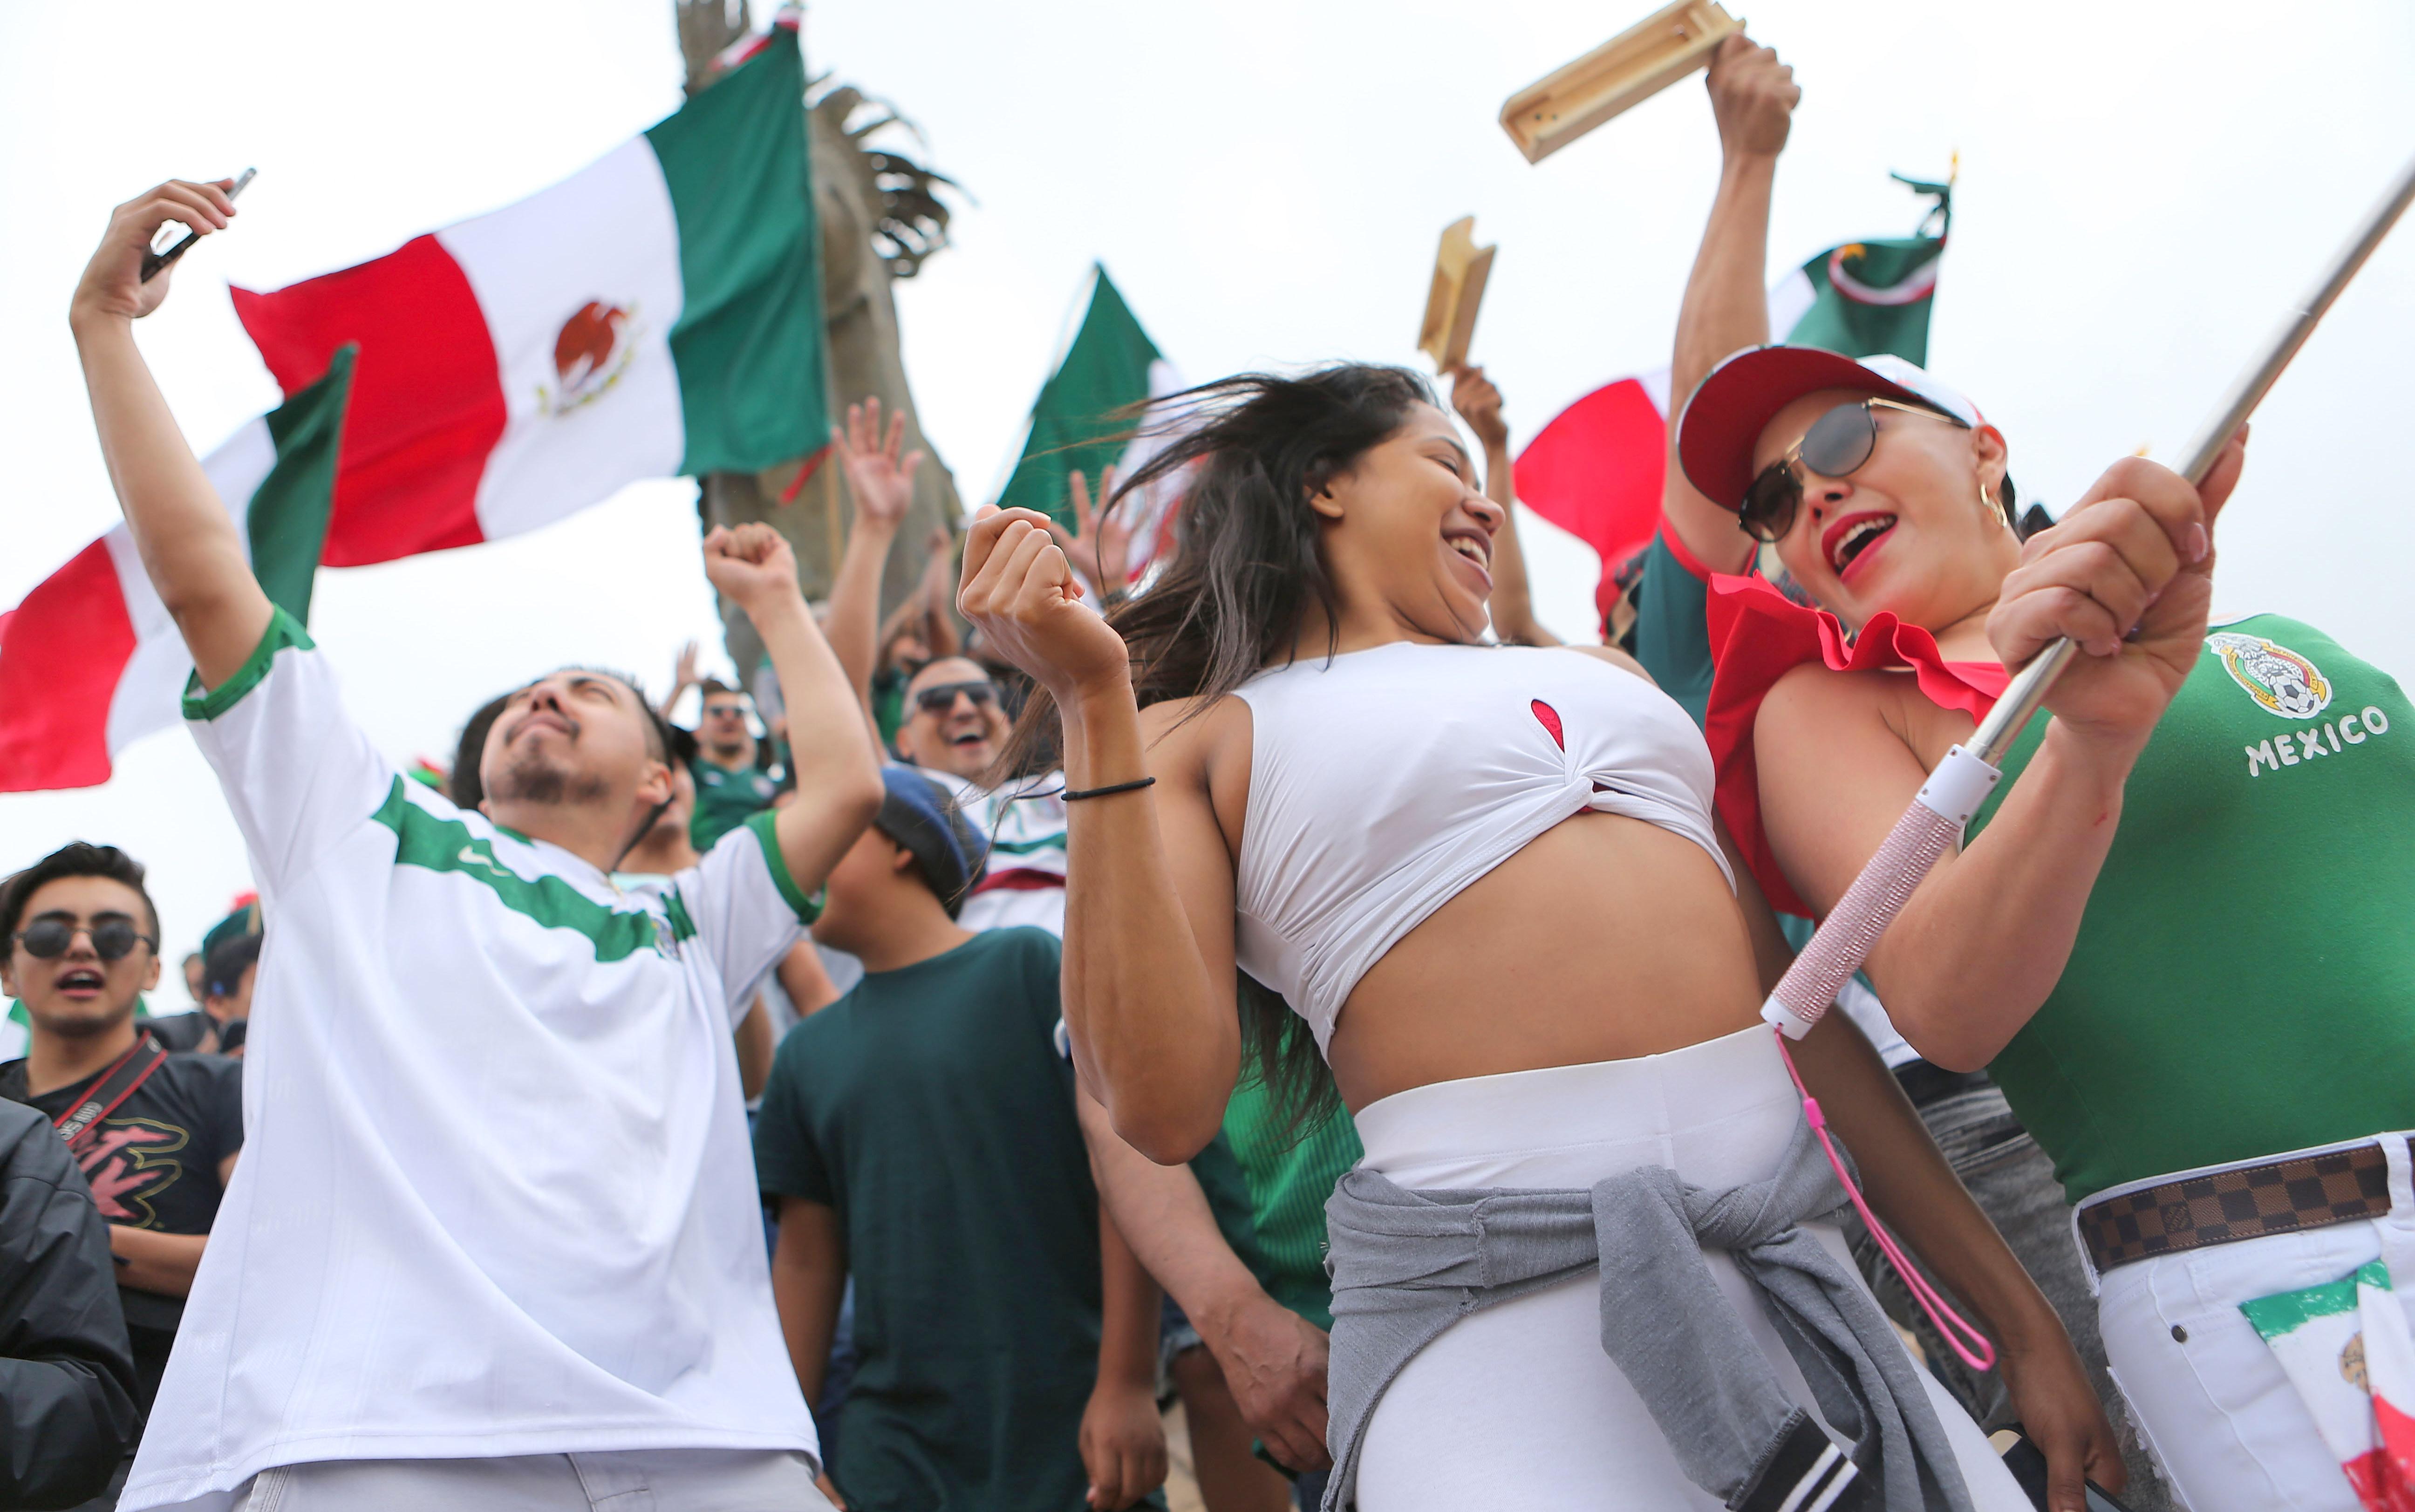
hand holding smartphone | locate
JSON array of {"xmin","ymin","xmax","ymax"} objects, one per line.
[
  {"xmin": 140, "ymin": 167, "xmax": 254, "ymax": 282},
  {"xmin": 1995, "ymin": 1429, "xmax": 2134, "ymax": 1512}
]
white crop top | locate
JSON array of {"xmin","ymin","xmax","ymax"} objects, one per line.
[{"xmin": 1231, "ymin": 641, "xmax": 1732, "ymax": 1055}]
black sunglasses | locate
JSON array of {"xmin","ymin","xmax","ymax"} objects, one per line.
[
  {"xmin": 1739, "ymin": 397, "xmax": 1969, "ymax": 544},
  {"xmin": 14, "ymin": 916, "xmax": 156, "ymax": 962},
  {"xmin": 913, "ymin": 681, "xmax": 999, "ymax": 715}
]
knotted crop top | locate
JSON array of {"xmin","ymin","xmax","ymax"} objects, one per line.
[{"xmin": 1230, "ymin": 641, "xmax": 1732, "ymax": 1055}]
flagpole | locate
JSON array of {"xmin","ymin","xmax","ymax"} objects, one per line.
[{"xmin": 1763, "ymin": 147, "xmax": 2415, "ymax": 1039}]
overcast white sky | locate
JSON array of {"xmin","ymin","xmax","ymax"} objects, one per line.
[{"xmin": 4, "ymin": 0, "xmax": 2412, "ymax": 972}]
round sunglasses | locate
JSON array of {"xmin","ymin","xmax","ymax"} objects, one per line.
[
  {"xmin": 12, "ymin": 916, "xmax": 157, "ymax": 962},
  {"xmin": 1739, "ymin": 397, "xmax": 1970, "ymax": 544}
]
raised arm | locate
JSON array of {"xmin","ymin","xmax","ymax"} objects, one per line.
[
  {"xmin": 914, "ymin": 529, "xmax": 963, "ymax": 660},
  {"xmin": 1449, "ymin": 365, "xmax": 1558, "ymax": 646},
  {"xmin": 1662, "ymin": 38, "xmax": 1799, "ymax": 577},
  {"xmin": 826, "ymin": 398, "xmax": 920, "ymax": 727},
  {"xmin": 1076, "ymin": 1088, "xmax": 1331, "ymax": 1472},
  {"xmin": 1757, "ymin": 445, "xmax": 2243, "ymax": 1072},
  {"xmin": 661, "ymin": 640, "xmax": 702, "ymax": 718},
  {"xmin": 703, "ymin": 524, "xmax": 884, "ymax": 890},
  {"xmin": 957, "ymin": 507, "xmax": 1241, "ymax": 1161},
  {"xmin": 70, "ymin": 179, "xmax": 267, "ymax": 689},
  {"xmin": 1047, "ymin": 470, "xmax": 1137, "ymax": 606}
]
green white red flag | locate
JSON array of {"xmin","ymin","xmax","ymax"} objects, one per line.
[
  {"xmin": 231, "ymin": 12, "xmax": 828, "ymax": 565},
  {"xmin": 0, "ymin": 349, "xmax": 354, "ymax": 792},
  {"xmin": 2244, "ymin": 1260, "xmax": 2415, "ymax": 1510},
  {"xmin": 1514, "ymin": 177, "xmax": 1949, "ymax": 625},
  {"xmin": 1, "ymin": 15, "xmax": 826, "ymax": 793},
  {"xmin": 995, "ymin": 264, "xmax": 1186, "ymax": 587}
]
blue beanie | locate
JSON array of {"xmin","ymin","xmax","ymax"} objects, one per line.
[{"xmin": 874, "ymin": 766, "xmax": 987, "ymax": 916}]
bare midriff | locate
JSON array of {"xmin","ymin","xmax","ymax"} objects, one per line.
[{"xmin": 1323, "ymin": 810, "xmax": 1764, "ymax": 1112}]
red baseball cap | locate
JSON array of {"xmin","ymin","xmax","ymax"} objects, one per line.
[{"xmin": 1675, "ymin": 347, "xmax": 1987, "ymax": 511}]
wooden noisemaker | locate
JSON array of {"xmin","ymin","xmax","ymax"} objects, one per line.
[
  {"xmin": 1499, "ymin": 0, "xmax": 1743, "ymax": 164},
  {"xmin": 1417, "ymin": 217, "xmax": 1495, "ymax": 373}
]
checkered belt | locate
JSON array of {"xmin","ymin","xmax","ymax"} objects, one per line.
[{"xmin": 2078, "ymin": 1140, "xmax": 2398, "ymax": 1274}]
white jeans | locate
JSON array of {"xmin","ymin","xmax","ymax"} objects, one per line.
[
  {"xmin": 2089, "ymin": 1132, "xmax": 2415, "ymax": 1512},
  {"xmin": 1348, "ymin": 1026, "xmax": 2031, "ymax": 1511},
  {"xmin": 220, "ymin": 1449, "xmax": 831, "ymax": 1512}
]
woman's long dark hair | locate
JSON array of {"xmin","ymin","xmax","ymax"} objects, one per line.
[{"xmin": 1000, "ymin": 362, "xmax": 1436, "ymax": 1137}]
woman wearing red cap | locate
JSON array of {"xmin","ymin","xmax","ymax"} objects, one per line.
[
  {"xmin": 1663, "ymin": 36, "xmax": 2415, "ymax": 1512},
  {"xmin": 952, "ymin": 351, "xmax": 2127, "ymax": 1511}
]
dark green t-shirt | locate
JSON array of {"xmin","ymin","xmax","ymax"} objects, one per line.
[
  {"xmin": 689, "ymin": 756, "xmax": 779, "ymax": 851},
  {"xmin": 1631, "ymin": 532, "xmax": 1721, "ymax": 726},
  {"xmin": 753, "ymin": 928, "xmax": 1112, "ymax": 1512}
]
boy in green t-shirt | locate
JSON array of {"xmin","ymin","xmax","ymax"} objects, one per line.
[{"xmin": 755, "ymin": 767, "xmax": 1166, "ymax": 1512}]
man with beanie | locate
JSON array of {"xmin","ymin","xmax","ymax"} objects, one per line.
[{"xmin": 754, "ymin": 767, "xmax": 1168, "ymax": 1512}]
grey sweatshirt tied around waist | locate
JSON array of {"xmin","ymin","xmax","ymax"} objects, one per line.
[{"xmin": 1319, "ymin": 1116, "xmax": 1974, "ymax": 1512}]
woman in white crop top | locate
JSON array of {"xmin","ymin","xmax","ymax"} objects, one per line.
[{"xmin": 958, "ymin": 365, "xmax": 2111, "ymax": 1510}]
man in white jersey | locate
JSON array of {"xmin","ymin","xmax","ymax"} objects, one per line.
[
  {"xmin": 71, "ymin": 178, "xmax": 882, "ymax": 1512},
  {"xmin": 825, "ymin": 399, "xmax": 1070, "ymax": 934}
]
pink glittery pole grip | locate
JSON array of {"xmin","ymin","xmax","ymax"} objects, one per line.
[{"xmin": 1766, "ymin": 800, "xmax": 1963, "ymax": 1033}]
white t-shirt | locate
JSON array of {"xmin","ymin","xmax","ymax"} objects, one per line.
[
  {"xmin": 923, "ymin": 767, "xmax": 1067, "ymax": 936},
  {"xmin": 123, "ymin": 612, "xmax": 820, "ymax": 1511}
]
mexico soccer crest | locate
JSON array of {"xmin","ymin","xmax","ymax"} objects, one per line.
[{"xmin": 2207, "ymin": 631, "xmax": 2332, "ymax": 720}]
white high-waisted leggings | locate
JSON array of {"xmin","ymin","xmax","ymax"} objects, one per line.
[{"xmin": 1349, "ymin": 1024, "xmax": 2032, "ymax": 1511}]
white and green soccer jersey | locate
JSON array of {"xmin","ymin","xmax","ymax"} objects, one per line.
[
  {"xmin": 123, "ymin": 611, "xmax": 821, "ymax": 1512},
  {"xmin": 925, "ymin": 768, "xmax": 1069, "ymax": 936}
]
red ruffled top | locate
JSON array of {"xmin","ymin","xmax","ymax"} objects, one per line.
[{"xmin": 1701, "ymin": 572, "xmax": 2007, "ymax": 917}]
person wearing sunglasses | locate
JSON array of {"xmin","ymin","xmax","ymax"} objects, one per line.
[
  {"xmin": 0, "ymin": 842, "xmax": 244, "ymax": 1447},
  {"xmin": 1656, "ymin": 42, "xmax": 2415, "ymax": 1512},
  {"xmin": 683, "ymin": 681, "xmax": 790, "ymax": 852},
  {"xmin": 829, "ymin": 398, "xmax": 1071, "ymax": 936}
]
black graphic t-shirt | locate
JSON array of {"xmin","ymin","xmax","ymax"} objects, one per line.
[{"xmin": 2, "ymin": 1046, "xmax": 243, "ymax": 1403}]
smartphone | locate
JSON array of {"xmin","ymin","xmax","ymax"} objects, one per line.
[
  {"xmin": 140, "ymin": 167, "xmax": 255, "ymax": 283},
  {"xmin": 1996, "ymin": 1430, "xmax": 2133, "ymax": 1512}
]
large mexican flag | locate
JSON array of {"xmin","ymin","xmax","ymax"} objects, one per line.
[
  {"xmin": 0, "ymin": 350, "xmax": 353, "ymax": 792},
  {"xmin": 996, "ymin": 265, "xmax": 1186, "ymax": 586},
  {"xmin": 231, "ymin": 14, "xmax": 828, "ymax": 565},
  {"xmin": 1514, "ymin": 177, "xmax": 1949, "ymax": 624}
]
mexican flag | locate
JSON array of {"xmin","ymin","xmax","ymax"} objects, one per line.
[
  {"xmin": 2244, "ymin": 1260, "xmax": 2415, "ymax": 1511},
  {"xmin": 1515, "ymin": 177, "xmax": 1948, "ymax": 625},
  {"xmin": 230, "ymin": 13, "xmax": 828, "ymax": 566},
  {"xmin": 0, "ymin": 349, "xmax": 353, "ymax": 792},
  {"xmin": 996, "ymin": 264, "xmax": 1186, "ymax": 587}
]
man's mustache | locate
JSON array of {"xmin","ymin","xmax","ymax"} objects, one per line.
[{"xmin": 506, "ymin": 708, "xmax": 581, "ymax": 744}]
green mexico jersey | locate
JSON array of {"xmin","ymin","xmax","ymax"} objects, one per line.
[
  {"xmin": 1971, "ymin": 614, "xmax": 2415, "ymax": 1201},
  {"xmin": 688, "ymin": 757, "xmax": 780, "ymax": 851}
]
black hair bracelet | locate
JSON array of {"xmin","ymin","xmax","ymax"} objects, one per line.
[{"xmin": 1060, "ymin": 776, "xmax": 1157, "ymax": 802}]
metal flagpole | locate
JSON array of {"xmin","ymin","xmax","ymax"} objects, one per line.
[{"xmin": 1763, "ymin": 149, "xmax": 2415, "ymax": 1039}]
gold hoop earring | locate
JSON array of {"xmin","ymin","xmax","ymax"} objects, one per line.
[{"xmin": 1979, "ymin": 481, "xmax": 2006, "ymax": 527}]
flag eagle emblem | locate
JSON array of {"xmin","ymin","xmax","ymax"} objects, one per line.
[{"xmin": 539, "ymin": 300, "xmax": 641, "ymax": 416}]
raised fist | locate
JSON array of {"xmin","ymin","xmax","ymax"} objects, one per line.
[{"xmin": 1705, "ymin": 36, "xmax": 1799, "ymax": 161}]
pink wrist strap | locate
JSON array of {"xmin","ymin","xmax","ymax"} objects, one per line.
[{"xmin": 1772, "ymin": 1026, "xmax": 1997, "ymax": 1374}]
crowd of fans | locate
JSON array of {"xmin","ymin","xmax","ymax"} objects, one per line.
[
  {"xmin": 18, "ymin": 31, "xmax": 2415, "ymax": 1512},
  {"xmin": 0, "ymin": 386, "xmax": 1354, "ymax": 1511}
]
